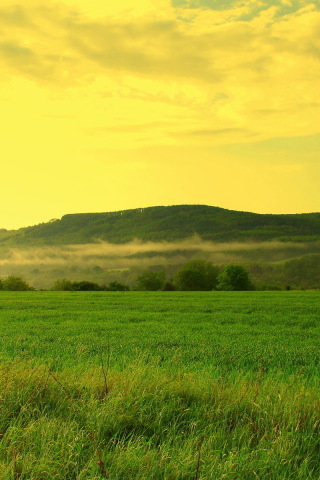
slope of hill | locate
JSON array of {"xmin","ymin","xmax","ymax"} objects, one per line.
[{"xmin": 1, "ymin": 205, "xmax": 320, "ymax": 247}]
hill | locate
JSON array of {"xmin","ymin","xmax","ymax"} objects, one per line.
[{"xmin": 1, "ymin": 205, "xmax": 320, "ymax": 247}]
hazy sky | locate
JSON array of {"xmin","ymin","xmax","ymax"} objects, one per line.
[{"xmin": 1, "ymin": 0, "xmax": 320, "ymax": 229}]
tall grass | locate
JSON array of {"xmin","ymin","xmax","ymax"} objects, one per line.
[
  {"xmin": 1, "ymin": 361, "xmax": 320, "ymax": 479},
  {"xmin": 0, "ymin": 291, "xmax": 320, "ymax": 478}
]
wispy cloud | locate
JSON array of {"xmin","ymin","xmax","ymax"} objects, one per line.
[
  {"xmin": 171, "ymin": 127, "xmax": 254, "ymax": 137},
  {"xmin": 84, "ymin": 121, "xmax": 175, "ymax": 135},
  {"xmin": 0, "ymin": 0, "xmax": 319, "ymax": 174},
  {"xmin": 173, "ymin": 0, "xmax": 319, "ymax": 21},
  {"xmin": 0, "ymin": 1, "xmax": 318, "ymax": 89}
]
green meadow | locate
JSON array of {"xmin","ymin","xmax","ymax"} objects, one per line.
[{"xmin": 1, "ymin": 291, "xmax": 320, "ymax": 479}]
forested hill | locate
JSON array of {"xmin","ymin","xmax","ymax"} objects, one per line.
[{"xmin": 1, "ymin": 205, "xmax": 320, "ymax": 246}]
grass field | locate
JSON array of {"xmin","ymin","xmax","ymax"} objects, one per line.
[{"xmin": 0, "ymin": 291, "xmax": 320, "ymax": 479}]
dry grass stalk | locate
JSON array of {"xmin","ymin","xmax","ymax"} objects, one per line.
[
  {"xmin": 89, "ymin": 431, "xmax": 108, "ymax": 478},
  {"xmin": 194, "ymin": 437, "xmax": 203, "ymax": 480}
]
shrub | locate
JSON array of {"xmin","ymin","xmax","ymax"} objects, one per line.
[
  {"xmin": 72, "ymin": 281, "xmax": 101, "ymax": 291},
  {"xmin": 53, "ymin": 278, "xmax": 74, "ymax": 291},
  {"xmin": 106, "ymin": 281, "xmax": 130, "ymax": 291},
  {"xmin": 162, "ymin": 281, "xmax": 177, "ymax": 291},
  {"xmin": 2, "ymin": 276, "xmax": 34, "ymax": 291},
  {"xmin": 135, "ymin": 271, "xmax": 166, "ymax": 291}
]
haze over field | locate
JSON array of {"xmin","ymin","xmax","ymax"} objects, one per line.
[
  {"xmin": 1, "ymin": 235, "xmax": 320, "ymax": 291},
  {"xmin": 1, "ymin": 0, "xmax": 320, "ymax": 230},
  {"xmin": 0, "ymin": 237, "xmax": 314, "ymax": 267}
]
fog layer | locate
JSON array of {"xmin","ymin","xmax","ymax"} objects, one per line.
[{"xmin": 0, "ymin": 235, "xmax": 315, "ymax": 269}]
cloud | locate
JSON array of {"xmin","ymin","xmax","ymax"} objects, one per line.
[
  {"xmin": 0, "ymin": 1, "xmax": 318, "ymax": 90},
  {"xmin": 84, "ymin": 121, "xmax": 174, "ymax": 135},
  {"xmin": 0, "ymin": 4, "xmax": 34, "ymax": 28},
  {"xmin": 0, "ymin": 0, "xmax": 319, "ymax": 149},
  {"xmin": 172, "ymin": 0, "xmax": 319, "ymax": 21},
  {"xmin": 0, "ymin": 3, "xmax": 222, "ymax": 85},
  {"xmin": 63, "ymin": 20, "xmax": 224, "ymax": 84},
  {"xmin": 0, "ymin": 1, "xmax": 316, "ymax": 88},
  {"xmin": 171, "ymin": 127, "xmax": 255, "ymax": 137},
  {"xmin": 0, "ymin": 41, "xmax": 34, "ymax": 59}
]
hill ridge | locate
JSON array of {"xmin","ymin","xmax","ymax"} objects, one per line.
[{"xmin": 1, "ymin": 204, "xmax": 320, "ymax": 247}]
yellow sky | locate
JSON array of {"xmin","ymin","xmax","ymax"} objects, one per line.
[{"xmin": 1, "ymin": 0, "xmax": 320, "ymax": 229}]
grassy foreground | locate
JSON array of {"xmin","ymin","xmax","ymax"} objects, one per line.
[{"xmin": 0, "ymin": 292, "xmax": 320, "ymax": 479}]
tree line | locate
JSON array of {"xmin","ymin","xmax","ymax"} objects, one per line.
[{"xmin": 0, "ymin": 260, "xmax": 259, "ymax": 291}]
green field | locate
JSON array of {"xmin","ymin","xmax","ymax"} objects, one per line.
[{"xmin": 1, "ymin": 292, "xmax": 320, "ymax": 479}]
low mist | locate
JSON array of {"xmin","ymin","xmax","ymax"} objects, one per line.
[
  {"xmin": 1, "ymin": 236, "xmax": 319, "ymax": 290},
  {"xmin": 0, "ymin": 235, "xmax": 314, "ymax": 268}
]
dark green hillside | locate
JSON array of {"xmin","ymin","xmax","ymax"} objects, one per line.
[{"xmin": 1, "ymin": 205, "xmax": 320, "ymax": 246}]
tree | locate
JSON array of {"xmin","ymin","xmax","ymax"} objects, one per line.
[
  {"xmin": 174, "ymin": 260, "xmax": 219, "ymax": 291},
  {"xmin": 106, "ymin": 281, "xmax": 130, "ymax": 291},
  {"xmin": 174, "ymin": 268, "xmax": 207, "ymax": 291},
  {"xmin": 53, "ymin": 278, "xmax": 73, "ymax": 291},
  {"xmin": 72, "ymin": 281, "xmax": 101, "ymax": 291},
  {"xmin": 217, "ymin": 265, "xmax": 255, "ymax": 291},
  {"xmin": 0, "ymin": 279, "xmax": 3, "ymax": 291},
  {"xmin": 2, "ymin": 276, "xmax": 34, "ymax": 291},
  {"xmin": 162, "ymin": 281, "xmax": 176, "ymax": 291},
  {"xmin": 135, "ymin": 271, "xmax": 166, "ymax": 291}
]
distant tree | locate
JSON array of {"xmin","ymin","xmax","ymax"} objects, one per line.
[
  {"xmin": 0, "ymin": 279, "xmax": 4, "ymax": 291},
  {"xmin": 174, "ymin": 268, "xmax": 207, "ymax": 291},
  {"xmin": 107, "ymin": 281, "xmax": 130, "ymax": 291},
  {"xmin": 72, "ymin": 281, "xmax": 101, "ymax": 291},
  {"xmin": 174, "ymin": 260, "xmax": 219, "ymax": 291},
  {"xmin": 135, "ymin": 271, "xmax": 166, "ymax": 291},
  {"xmin": 92, "ymin": 266, "xmax": 104, "ymax": 274},
  {"xmin": 217, "ymin": 265, "xmax": 255, "ymax": 291},
  {"xmin": 30, "ymin": 268, "xmax": 40, "ymax": 275},
  {"xmin": 2, "ymin": 276, "xmax": 34, "ymax": 291},
  {"xmin": 53, "ymin": 278, "xmax": 73, "ymax": 291}
]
